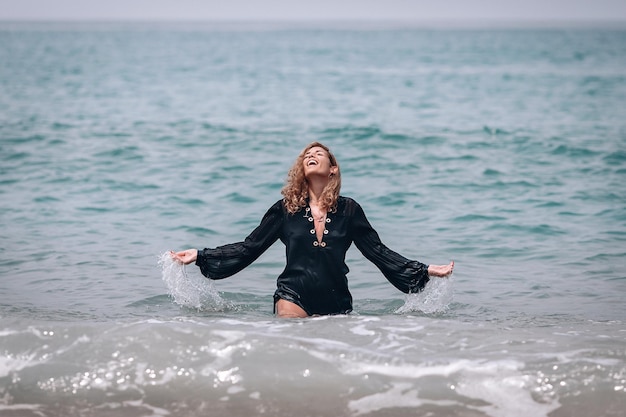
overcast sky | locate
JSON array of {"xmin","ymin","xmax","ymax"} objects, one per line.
[{"xmin": 1, "ymin": 0, "xmax": 625, "ymax": 22}]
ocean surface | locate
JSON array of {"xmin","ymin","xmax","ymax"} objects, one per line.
[{"xmin": 1, "ymin": 21, "xmax": 625, "ymax": 416}]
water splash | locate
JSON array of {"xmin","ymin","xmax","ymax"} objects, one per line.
[
  {"xmin": 396, "ymin": 275, "xmax": 454, "ymax": 314},
  {"xmin": 157, "ymin": 252, "xmax": 230, "ymax": 311}
]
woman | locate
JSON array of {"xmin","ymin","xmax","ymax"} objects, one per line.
[{"xmin": 172, "ymin": 142, "xmax": 453, "ymax": 318}]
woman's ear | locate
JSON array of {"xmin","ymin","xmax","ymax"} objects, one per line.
[{"xmin": 330, "ymin": 166, "xmax": 338, "ymax": 177}]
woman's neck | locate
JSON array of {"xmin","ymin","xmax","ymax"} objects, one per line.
[{"xmin": 307, "ymin": 176, "xmax": 328, "ymax": 206}]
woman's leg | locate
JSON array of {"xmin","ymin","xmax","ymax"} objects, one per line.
[{"xmin": 275, "ymin": 299, "xmax": 308, "ymax": 318}]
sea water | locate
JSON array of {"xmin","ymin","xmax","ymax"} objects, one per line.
[{"xmin": 1, "ymin": 21, "xmax": 625, "ymax": 416}]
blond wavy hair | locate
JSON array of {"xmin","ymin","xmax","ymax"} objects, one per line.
[{"xmin": 281, "ymin": 142, "xmax": 341, "ymax": 214}]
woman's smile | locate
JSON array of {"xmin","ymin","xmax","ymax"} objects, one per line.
[{"xmin": 303, "ymin": 146, "xmax": 332, "ymax": 176}]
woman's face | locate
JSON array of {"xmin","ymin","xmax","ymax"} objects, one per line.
[{"xmin": 302, "ymin": 146, "xmax": 337, "ymax": 179}]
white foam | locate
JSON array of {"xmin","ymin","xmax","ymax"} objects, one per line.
[
  {"xmin": 349, "ymin": 382, "xmax": 459, "ymax": 415},
  {"xmin": 456, "ymin": 371, "xmax": 561, "ymax": 417},
  {"xmin": 345, "ymin": 357, "xmax": 560, "ymax": 417},
  {"xmin": 344, "ymin": 358, "xmax": 496, "ymax": 379},
  {"xmin": 120, "ymin": 400, "xmax": 171, "ymax": 417},
  {"xmin": 350, "ymin": 324, "xmax": 377, "ymax": 336},
  {"xmin": 350, "ymin": 372, "xmax": 560, "ymax": 417},
  {"xmin": 0, "ymin": 353, "xmax": 38, "ymax": 378},
  {"xmin": 349, "ymin": 382, "xmax": 422, "ymax": 415},
  {"xmin": 0, "ymin": 404, "xmax": 43, "ymax": 413},
  {"xmin": 158, "ymin": 251, "xmax": 230, "ymax": 311}
]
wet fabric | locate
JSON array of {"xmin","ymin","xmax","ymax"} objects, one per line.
[{"xmin": 196, "ymin": 197, "xmax": 429, "ymax": 315}]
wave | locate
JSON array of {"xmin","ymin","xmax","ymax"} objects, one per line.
[{"xmin": 0, "ymin": 315, "xmax": 623, "ymax": 417}]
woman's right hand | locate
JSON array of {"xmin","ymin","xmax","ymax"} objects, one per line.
[
  {"xmin": 428, "ymin": 261, "xmax": 454, "ymax": 277},
  {"xmin": 170, "ymin": 249, "xmax": 198, "ymax": 265}
]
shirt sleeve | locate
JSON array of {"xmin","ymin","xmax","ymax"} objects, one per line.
[
  {"xmin": 349, "ymin": 200, "xmax": 430, "ymax": 293},
  {"xmin": 195, "ymin": 200, "xmax": 284, "ymax": 280}
]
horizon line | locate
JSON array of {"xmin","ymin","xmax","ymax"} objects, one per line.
[{"xmin": 1, "ymin": 18, "xmax": 625, "ymax": 28}]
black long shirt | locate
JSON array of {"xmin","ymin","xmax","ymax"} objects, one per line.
[{"xmin": 196, "ymin": 196, "xmax": 429, "ymax": 315}]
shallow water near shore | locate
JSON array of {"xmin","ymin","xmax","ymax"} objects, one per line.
[{"xmin": 1, "ymin": 21, "xmax": 625, "ymax": 416}]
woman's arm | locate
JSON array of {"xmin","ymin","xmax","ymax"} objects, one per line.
[
  {"xmin": 171, "ymin": 200, "xmax": 284, "ymax": 279},
  {"xmin": 349, "ymin": 199, "xmax": 452, "ymax": 293}
]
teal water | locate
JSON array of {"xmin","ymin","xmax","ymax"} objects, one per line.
[{"xmin": 1, "ymin": 22, "xmax": 625, "ymax": 416}]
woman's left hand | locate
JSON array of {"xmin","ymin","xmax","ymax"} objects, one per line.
[{"xmin": 428, "ymin": 261, "xmax": 454, "ymax": 277}]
